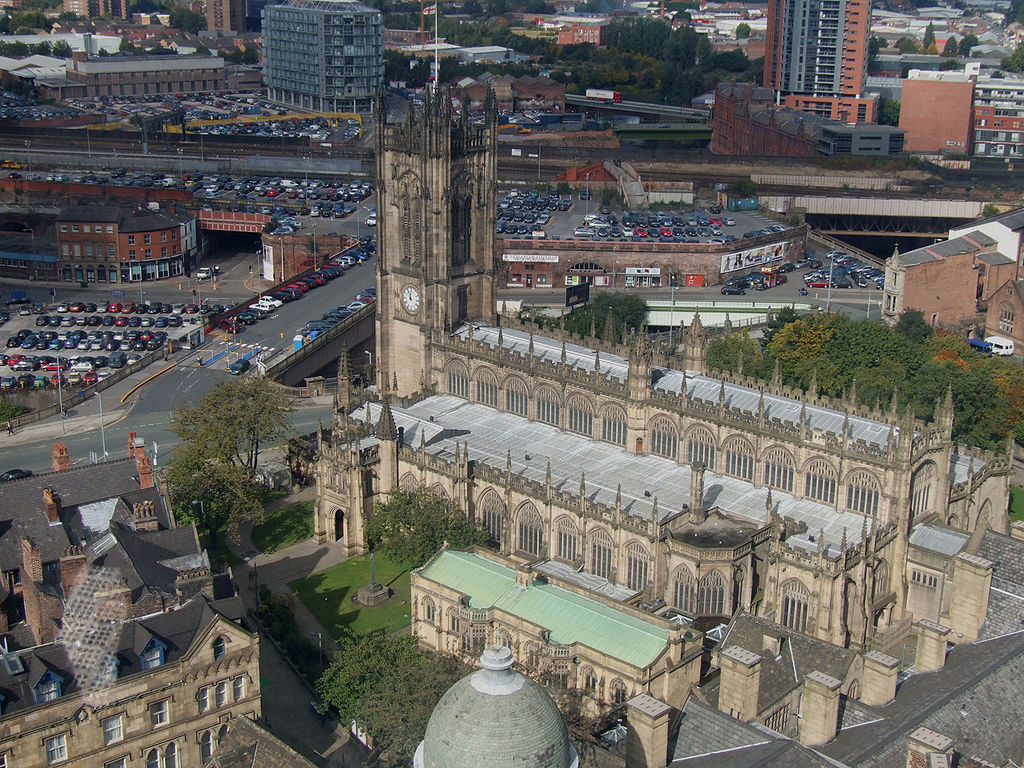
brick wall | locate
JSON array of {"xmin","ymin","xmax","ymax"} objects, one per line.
[{"xmin": 903, "ymin": 251, "xmax": 980, "ymax": 329}]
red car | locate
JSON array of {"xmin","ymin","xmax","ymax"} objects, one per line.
[
  {"xmin": 806, "ymin": 279, "xmax": 829, "ymax": 288},
  {"xmin": 42, "ymin": 361, "xmax": 69, "ymax": 372},
  {"xmin": 82, "ymin": 370, "xmax": 98, "ymax": 385},
  {"xmin": 287, "ymin": 283, "xmax": 310, "ymax": 293},
  {"xmin": 634, "ymin": 227, "xmax": 648, "ymax": 237},
  {"xmin": 68, "ymin": 302, "xmax": 85, "ymax": 313},
  {"xmin": 659, "ymin": 227, "xmax": 673, "ymax": 238},
  {"xmin": 114, "ymin": 316, "xmax": 129, "ymax": 327},
  {"xmin": 108, "ymin": 302, "xmax": 122, "ymax": 313}
]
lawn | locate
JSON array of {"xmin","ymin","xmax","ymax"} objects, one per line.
[
  {"xmin": 251, "ymin": 500, "xmax": 315, "ymax": 553},
  {"xmin": 1010, "ymin": 486, "xmax": 1024, "ymax": 523},
  {"xmin": 290, "ymin": 552, "xmax": 412, "ymax": 639}
]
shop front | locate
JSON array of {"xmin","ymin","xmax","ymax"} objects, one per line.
[
  {"xmin": 504, "ymin": 252, "xmax": 558, "ymax": 287},
  {"xmin": 624, "ymin": 266, "xmax": 661, "ymax": 287}
]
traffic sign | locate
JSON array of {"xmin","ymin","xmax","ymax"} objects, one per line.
[{"xmin": 110, "ymin": 289, "xmax": 125, "ymax": 298}]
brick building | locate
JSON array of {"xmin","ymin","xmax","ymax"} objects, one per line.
[
  {"xmin": 56, "ymin": 204, "xmax": 199, "ymax": 284},
  {"xmin": 34, "ymin": 52, "xmax": 225, "ymax": 100},
  {"xmin": 206, "ymin": 0, "xmax": 245, "ymax": 33},
  {"xmin": 899, "ymin": 70, "xmax": 975, "ymax": 154},
  {"xmin": 554, "ymin": 16, "xmax": 609, "ymax": 46},
  {"xmin": 985, "ymin": 279, "xmax": 1024, "ymax": 351},
  {"xmin": 881, "ymin": 231, "xmax": 1015, "ymax": 329},
  {"xmin": 513, "ymin": 75, "xmax": 565, "ymax": 112},
  {"xmin": 260, "ymin": 230, "xmax": 357, "ymax": 283}
]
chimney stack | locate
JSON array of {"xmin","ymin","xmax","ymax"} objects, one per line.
[
  {"xmin": 861, "ymin": 650, "xmax": 899, "ymax": 707},
  {"xmin": 948, "ymin": 553, "xmax": 994, "ymax": 643},
  {"xmin": 52, "ymin": 442, "xmax": 71, "ymax": 472},
  {"xmin": 59, "ymin": 545, "xmax": 87, "ymax": 597},
  {"xmin": 137, "ymin": 453, "xmax": 154, "ymax": 490},
  {"xmin": 132, "ymin": 500, "xmax": 159, "ymax": 531},
  {"xmin": 42, "ymin": 488, "xmax": 61, "ymax": 524},
  {"xmin": 798, "ymin": 670, "xmax": 842, "ymax": 746},
  {"xmin": 906, "ymin": 727, "xmax": 953, "ymax": 768},
  {"xmin": 689, "ymin": 463, "xmax": 706, "ymax": 523},
  {"xmin": 624, "ymin": 694, "xmax": 672, "ymax": 768},
  {"xmin": 128, "ymin": 431, "xmax": 145, "ymax": 463},
  {"xmin": 718, "ymin": 646, "xmax": 761, "ymax": 721},
  {"xmin": 914, "ymin": 620, "xmax": 950, "ymax": 672}
]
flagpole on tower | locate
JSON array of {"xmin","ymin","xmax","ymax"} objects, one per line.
[
  {"xmin": 433, "ymin": 1, "xmax": 439, "ymax": 90},
  {"xmin": 420, "ymin": 0, "xmax": 425, "ymax": 48}
]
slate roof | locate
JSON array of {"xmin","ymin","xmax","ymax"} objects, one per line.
[
  {"xmin": 973, "ymin": 529, "xmax": 1024, "ymax": 640},
  {"xmin": 418, "ymin": 549, "xmax": 671, "ymax": 668},
  {"xmin": 714, "ymin": 614, "xmax": 857, "ymax": 714},
  {"xmin": 0, "ymin": 593, "xmax": 252, "ymax": 719},
  {"xmin": 89, "ymin": 523, "xmax": 206, "ymax": 602},
  {"xmin": 204, "ymin": 715, "xmax": 318, "ymax": 768},
  {"xmin": 907, "ymin": 524, "xmax": 969, "ymax": 556},
  {"xmin": 819, "ymin": 630, "xmax": 1024, "ymax": 768},
  {"xmin": 897, "ymin": 232, "xmax": 998, "ymax": 267}
]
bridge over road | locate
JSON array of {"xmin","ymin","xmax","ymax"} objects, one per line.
[
  {"xmin": 759, "ymin": 195, "xmax": 985, "ymax": 238},
  {"xmin": 266, "ymin": 301, "xmax": 375, "ymax": 387}
]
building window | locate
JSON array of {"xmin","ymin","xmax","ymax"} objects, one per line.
[
  {"xmin": 150, "ymin": 699, "xmax": 169, "ymax": 728},
  {"xmin": 582, "ymin": 667, "xmax": 597, "ymax": 693},
  {"xmin": 72, "ymin": 224, "xmax": 79, "ymax": 232},
  {"xmin": 197, "ymin": 686, "xmax": 209, "ymax": 712},
  {"xmin": 804, "ymin": 459, "xmax": 837, "ymax": 504},
  {"xmin": 480, "ymin": 492, "xmax": 505, "ymax": 548},
  {"xmin": 911, "ymin": 569, "xmax": 938, "ymax": 589},
  {"xmin": 611, "ymin": 679, "xmax": 628, "ymax": 705},
  {"xmin": 60, "ymin": 224, "xmax": 67, "ymax": 232},
  {"xmin": 650, "ymin": 417, "xmax": 679, "ymax": 459},
  {"xmin": 910, "ymin": 463, "xmax": 934, "ymax": 519},
  {"xmin": 45, "ymin": 734, "xmax": 67, "ymax": 764},
  {"xmin": 536, "ymin": 387, "xmax": 561, "ymax": 426},
  {"xmin": 723, "ymin": 436, "xmax": 754, "ymax": 481},
  {"xmin": 556, "ymin": 517, "xmax": 578, "ymax": 562},
  {"xmin": 422, "ymin": 598, "xmax": 435, "ymax": 624},
  {"xmin": 449, "ymin": 609, "xmax": 460, "ymax": 634},
  {"xmin": 566, "ymin": 395, "xmax": 593, "ymax": 436},
  {"xmin": 141, "ymin": 638, "xmax": 165, "ymax": 669},
  {"xmin": 846, "ymin": 471, "xmax": 880, "ymax": 516},
  {"xmin": 216, "ymin": 681, "xmax": 229, "ymax": 707},
  {"xmin": 144, "ymin": 234, "xmax": 151, "ymax": 245},
  {"xmin": 781, "ymin": 580, "xmax": 809, "ymax": 633},
  {"xmin": 146, "ymin": 749, "xmax": 160, "ymax": 768},
  {"xmin": 447, "ymin": 363, "xmax": 469, "ymax": 399},
  {"xmin": 672, "ymin": 568, "xmax": 696, "ymax": 613},
  {"xmin": 83, "ymin": 225, "xmax": 91, "ymax": 233},
  {"xmin": 687, "ymin": 426, "xmax": 715, "ymax": 468},
  {"xmin": 233, "ymin": 676, "xmax": 245, "ymax": 701},
  {"xmin": 517, "ymin": 503, "xmax": 544, "ymax": 557},
  {"xmin": 590, "ymin": 531, "xmax": 613, "ymax": 579},
  {"xmin": 625, "ymin": 542, "xmax": 650, "ymax": 592},
  {"xmin": 763, "ymin": 447, "xmax": 795, "ymax": 492},
  {"xmin": 200, "ymin": 731, "xmax": 215, "ymax": 763},
  {"xmin": 476, "ymin": 374, "xmax": 497, "ymax": 407},
  {"xmin": 600, "ymin": 405, "xmax": 627, "ymax": 446},
  {"xmin": 35, "ymin": 673, "xmax": 62, "ymax": 703},
  {"xmin": 102, "ymin": 714, "xmax": 123, "ymax": 745},
  {"xmin": 213, "ymin": 636, "xmax": 226, "ymax": 660},
  {"xmin": 505, "ymin": 377, "xmax": 527, "ymax": 416},
  {"xmin": 127, "ymin": 235, "xmax": 135, "ymax": 245},
  {"xmin": 105, "ymin": 759, "xmax": 127, "ymax": 768},
  {"xmin": 161, "ymin": 232, "xmax": 167, "ymax": 242},
  {"xmin": 698, "ymin": 571, "xmax": 726, "ymax": 615},
  {"xmin": 999, "ymin": 302, "xmax": 1014, "ymax": 334}
]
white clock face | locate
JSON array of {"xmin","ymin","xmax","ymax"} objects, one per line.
[{"xmin": 401, "ymin": 285, "xmax": 420, "ymax": 313}]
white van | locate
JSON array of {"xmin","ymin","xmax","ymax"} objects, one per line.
[{"xmin": 985, "ymin": 335, "xmax": 1015, "ymax": 356}]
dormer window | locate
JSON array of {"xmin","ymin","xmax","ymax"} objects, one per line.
[
  {"xmin": 35, "ymin": 670, "xmax": 63, "ymax": 703},
  {"xmin": 141, "ymin": 637, "xmax": 167, "ymax": 670},
  {"xmin": 212, "ymin": 636, "xmax": 226, "ymax": 660}
]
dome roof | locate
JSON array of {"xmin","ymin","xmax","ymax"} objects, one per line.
[{"xmin": 414, "ymin": 646, "xmax": 578, "ymax": 768}]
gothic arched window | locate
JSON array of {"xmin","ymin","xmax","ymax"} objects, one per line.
[
  {"xmin": 846, "ymin": 469, "xmax": 881, "ymax": 517},
  {"xmin": 590, "ymin": 529, "xmax": 613, "ymax": 580},
  {"xmin": 723, "ymin": 435, "xmax": 754, "ymax": 481},
  {"xmin": 763, "ymin": 446, "xmax": 795, "ymax": 492},
  {"xmin": 687, "ymin": 425, "xmax": 716, "ymax": 468},
  {"xmin": 600, "ymin": 404, "xmax": 627, "ymax": 446},
  {"xmin": 480, "ymin": 491, "xmax": 506, "ymax": 548},
  {"xmin": 672, "ymin": 567, "xmax": 696, "ymax": 613},
  {"xmin": 698, "ymin": 571, "xmax": 726, "ymax": 615},
  {"xmin": 625, "ymin": 542, "xmax": 650, "ymax": 592},
  {"xmin": 804, "ymin": 458, "xmax": 837, "ymax": 504},
  {"xmin": 517, "ymin": 503, "xmax": 544, "ymax": 558},
  {"xmin": 567, "ymin": 395, "xmax": 594, "ymax": 436},
  {"xmin": 781, "ymin": 580, "xmax": 809, "ymax": 633},
  {"xmin": 650, "ymin": 416, "xmax": 679, "ymax": 460},
  {"xmin": 556, "ymin": 516, "xmax": 579, "ymax": 562}
]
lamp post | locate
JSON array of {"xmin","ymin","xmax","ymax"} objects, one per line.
[
  {"xmin": 55, "ymin": 353, "xmax": 65, "ymax": 433},
  {"xmin": 176, "ymin": 148, "xmax": 183, "ymax": 184},
  {"xmin": 24, "ymin": 140, "xmax": 30, "ymax": 173},
  {"xmin": 668, "ymin": 284, "xmax": 676, "ymax": 345},
  {"xmin": 364, "ymin": 349, "xmax": 373, "ymax": 382},
  {"xmin": 309, "ymin": 631, "xmax": 323, "ymax": 676},
  {"xmin": 190, "ymin": 499, "xmax": 205, "ymax": 530},
  {"xmin": 95, "ymin": 393, "xmax": 106, "ymax": 459},
  {"xmin": 585, "ymin": 173, "xmax": 591, "ymax": 219}
]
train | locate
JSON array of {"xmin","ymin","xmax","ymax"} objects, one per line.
[{"xmin": 585, "ymin": 89, "xmax": 622, "ymax": 103}]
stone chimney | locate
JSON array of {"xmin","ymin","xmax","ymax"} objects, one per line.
[
  {"xmin": 947, "ymin": 553, "xmax": 994, "ymax": 643},
  {"xmin": 95, "ymin": 578, "xmax": 132, "ymax": 621},
  {"xmin": 762, "ymin": 632, "xmax": 783, "ymax": 658},
  {"xmin": 137, "ymin": 453, "xmax": 154, "ymax": 490},
  {"xmin": 625, "ymin": 694, "xmax": 672, "ymax": 768},
  {"xmin": 861, "ymin": 650, "xmax": 899, "ymax": 707},
  {"xmin": 42, "ymin": 488, "xmax": 61, "ymax": 524},
  {"xmin": 127, "ymin": 430, "xmax": 145, "ymax": 463},
  {"xmin": 21, "ymin": 537, "xmax": 43, "ymax": 584},
  {"xmin": 51, "ymin": 442, "xmax": 71, "ymax": 472},
  {"xmin": 175, "ymin": 566, "xmax": 215, "ymax": 600},
  {"xmin": 689, "ymin": 463, "xmax": 706, "ymax": 523},
  {"xmin": 515, "ymin": 566, "xmax": 535, "ymax": 588},
  {"xmin": 906, "ymin": 727, "xmax": 953, "ymax": 768},
  {"xmin": 59, "ymin": 545, "xmax": 87, "ymax": 597},
  {"xmin": 914, "ymin": 620, "xmax": 950, "ymax": 672},
  {"xmin": 798, "ymin": 670, "xmax": 842, "ymax": 746},
  {"xmin": 132, "ymin": 500, "xmax": 159, "ymax": 532},
  {"xmin": 718, "ymin": 646, "xmax": 762, "ymax": 721}
]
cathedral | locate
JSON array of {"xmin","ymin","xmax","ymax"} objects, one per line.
[{"xmin": 314, "ymin": 89, "xmax": 1012, "ymax": 717}]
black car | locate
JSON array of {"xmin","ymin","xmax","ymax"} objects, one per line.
[
  {"xmin": 721, "ymin": 285, "xmax": 746, "ymax": 295},
  {"xmin": 0, "ymin": 468, "xmax": 32, "ymax": 482}
]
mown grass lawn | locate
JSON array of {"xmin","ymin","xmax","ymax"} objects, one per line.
[
  {"xmin": 1010, "ymin": 486, "xmax": 1024, "ymax": 523},
  {"xmin": 251, "ymin": 500, "xmax": 314, "ymax": 553},
  {"xmin": 290, "ymin": 552, "xmax": 412, "ymax": 639}
]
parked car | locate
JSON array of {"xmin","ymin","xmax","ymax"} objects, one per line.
[
  {"xmin": 0, "ymin": 468, "xmax": 33, "ymax": 482},
  {"xmin": 228, "ymin": 358, "xmax": 251, "ymax": 375}
]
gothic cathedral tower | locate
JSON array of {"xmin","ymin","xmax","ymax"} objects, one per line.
[{"xmin": 374, "ymin": 88, "xmax": 498, "ymax": 398}]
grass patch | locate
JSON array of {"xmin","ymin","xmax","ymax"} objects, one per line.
[
  {"xmin": 1010, "ymin": 486, "xmax": 1024, "ymax": 522},
  {"xmin": 206, "ymin": 530, "xmax": 243, "ymax": 568},
  {"xmin": 290, "ymin": 552, "xmax": 412, "ymax": 639},
  {"xmin": 251, "ymin": 500, "xmax": 315, "ymax": 553}
]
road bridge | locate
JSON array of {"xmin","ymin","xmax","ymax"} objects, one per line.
[
  {"xmin": 266, "ymin": 301, "xmax": 375, "ymax": 387},
  {"xmin": 564, "ymin": 95, "xmax": 711, "ymax": 122},
  {"xmin": 759, "ymin": 195, "xmax": 985, "ymax": 238},
  {"xmin": 197, "ymin": 209, "xmax": 272, "ymax": 233}
]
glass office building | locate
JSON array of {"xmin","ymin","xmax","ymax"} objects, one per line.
[{"xmin": 263, "ymin": 0, "xmax": 383, "ymax": 112}]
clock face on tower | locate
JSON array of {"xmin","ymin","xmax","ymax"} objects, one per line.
[{"xmin": 401, "ymin": 285, "xmax": 421, "ymax": 314}]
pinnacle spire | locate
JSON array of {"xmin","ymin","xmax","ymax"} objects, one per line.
[{"xmin": 377, "ymin": 399, "xmax": 397, "ymax": 441}]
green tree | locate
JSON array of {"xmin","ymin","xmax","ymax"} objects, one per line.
[
  {"xmin": 960, "ymin": 33, "xmax": 978, "ymax": 56},
  {"xmin": 317, "ymin": 633, "xmax": 467, "ymax": 768},
  {"xmin": 735, "ymin": 22, "xmax": 751, "ymax": 39},
  {"xmin": 731, "ymin": 178, "xmax": 756, "ymax": 197},
  {"xmin": 868, "ymin": 35, "xmax": 884, "ymax": 63},
  {"xmin": 166, "ymin": 446, "xmax": 264, "ymax": 539},
  {"xmin": 168, "ymin": 5, "xmax": 206, "ymax": 33},
  {"xmin": 941, "ymin": 36, "xmax": 958, "ymax": 57},
  {"xmin": 51, "ymin": 39, "xmax": 73, "ymax": 57},
  {"xmin": 896, "ymin": 36, "xmax": 919, "ymax": 54},
  {"xmin": 364, "ymin": 488, "xmax": 490, "ymax": 566},
  {"xmin": 557, "ymin": 291, "xmax": 647, "ymax": 340},
  {"xmin": 119, "ymin": 36, "xmax": 136, "ymax": 53},
  {"xmin": 878, "ymin": 96, "xmax": 900, "ymax": 126},
  {"xmin": 170, "ymin": 375, "xmax": 293, "ymax": 472},
  {"xmin": 893, "ymin": 309, "xmax": 932, "ymax": 346},
  {"xmin": 1008, "ymin": 43, "xmax": 1024, "ymax": 74},
  {"xmin": 923, "ymin": 22, "xmax": 935, "ymax": 49}
]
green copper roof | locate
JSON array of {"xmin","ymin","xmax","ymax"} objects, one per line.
[{"xmin": 419, "ymin": 550, "xmax": 671, "ymax": 669}]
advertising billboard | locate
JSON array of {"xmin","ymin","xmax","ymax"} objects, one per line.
[{"xmin": 720, "ymin": 241, "xmax": 788, "ymax": 274}]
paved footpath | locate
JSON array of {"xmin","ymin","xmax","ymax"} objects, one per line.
[{"xmin": 227, "ymin": 488, "xmax": 364, "ymax": 767}]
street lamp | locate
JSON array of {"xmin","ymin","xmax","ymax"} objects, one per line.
[
  {"xmin": 309, "ymin": 631, "xmax": 323, "ymax": 676},
  {"xmin": 24, "ymin": 140, "xmax": 30, "ymax": 173},
  {"xmin": 585, "ymin": 173, "xmax": 591, "ymax": 219},
  {"xmin": 668, "ymin": 284, "xmax": 676, "ymax": 345},
  {"xmin": 56, "ymin": 352, "xmax": 65, "ymax": 434},
  {"xmin": 95, "ymin": 393, "xmax": 106, "ymax": 459},
  {"xmin": 176, "ymin": 148, "xmax": 183, "ymax": 184},
  {"xmin": 190, "ymin": 499, "xmax": 205, "ymax": 530}
]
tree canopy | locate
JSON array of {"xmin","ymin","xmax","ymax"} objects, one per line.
[
  {"xmin": 735, "ymin": 22, "xmax": 751, "ymax": 39},
  {"xmin": 316, "ymin": 632, "xmax": 467, "ymax": 768},
  {"xmin": 166, "ymin": 445, "xmax": 263, "ymax": 539},
  {"xmin": 364, "ymin": 488, "xmax": 490, "ymax": 567},
  {"xmin": 923, "ymin": 22, "xmax": 936, "ymax": 49},
  {"xmin": 168, "ymin": 5, "xmax": 206, "ymax": 34},
  {"xmin": 707, "ymin": 309, "xmax": 1024, "ymax": 449},
  {"xmin": 538, "ymin": 290, "xmax": 648, "ymax": 341}
]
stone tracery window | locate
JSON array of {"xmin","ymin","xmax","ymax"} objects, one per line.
[
  {"xmin": 846, "ymin": 469, "xmax": 881, "ymax": 517},
  {"xmin": 687, "ymin": 425, "xmax": 716, "ymax": 468},
  {"xmin": 480, "ymin": 491, "xmax": 506, "ymax": 547},
  {"xmin": 517, "ymin": 502, "xmax": 544, "ymax": 557},
  {"xmin": 698, "ymin": 570, "xmax": 726, "ymax": 615},
  {"xmin": 804, "ymin": 458, "xmax": 837, "ymax": 504},
  {"xmin": 475, "ymin": 369, "xmax": 498, "ymax": 407},
  {"xmin": 566, "ymin": 394, "xmax": 594, "ymax": 436},
  {"xmin": 723, "ymin": 435, "xmax": 754, "ymax": 481},
  {"xmin": 763, "ymin": 446, "xmax": 795, "ymax": 492},
  {"xmin": 505, "ymin": 376, "xmax": 528, "ymax": 416},
  {"xmin": 536, "ymin": 385, "xmax": 561, "ymax": 426},
  {"xmin": 625, "ymin": 541, "xmax": 650, "ymax": 592},
  {"xmin": 556, "ymin": 516, "xmax": 579, "ymax": 562},
  {"xmin": 590, "ymin": 529, "xmax": 613, "ymax": 579},
  {"xmin": 672, "ymin": 567, "xmax": 697, "ymax": 613},
  {"xmin": 781, "ymin": 579, "xmax": 809, "ymax": 633},
  {"xmin": 650, "ymin": 416, "xmax": 679, "ymax": 459},
  {"xmin": 910, "ymin": 462, "xmax": 934, "ymax": 519},
  {"xmin": 600, "ymin": 404, "xmax": 627, "ymax": 446},
  {"xmin": 446, "ymin": 360, "xmax": 469, "ymax": 399}
]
